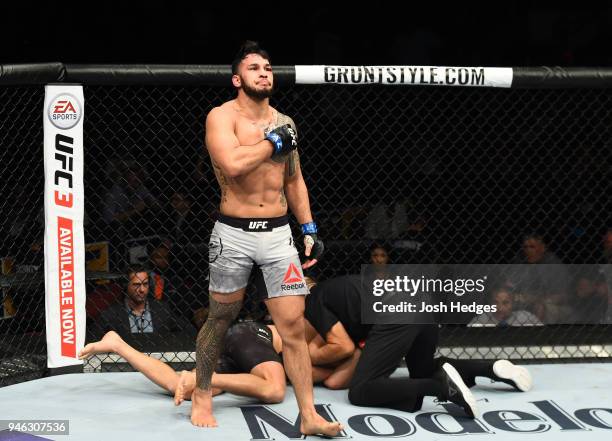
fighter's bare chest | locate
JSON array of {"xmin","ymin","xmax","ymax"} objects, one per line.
[
  {"xmin": 230, "ymin": 117, "xmax": 287, "ymax": 170},
  {"xmin": 234, "ymin": 119, "xmax": 271, "ymax": 146}
]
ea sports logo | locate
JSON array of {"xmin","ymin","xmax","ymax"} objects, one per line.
[{"xmin": 48, "ymin": 94, "xmax": 82, "ymax": 130}]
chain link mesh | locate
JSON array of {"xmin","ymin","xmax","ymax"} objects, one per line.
[
  {"xmin": 0, "ymin": 86, "xmax": 47, "ymax": 385},
  {"xmin": 1, "ymin": 83, "xmax": 612, "ymax": 382}
]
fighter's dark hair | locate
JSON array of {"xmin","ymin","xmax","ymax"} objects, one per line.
[{"xmin": 231, "ymin": 40, "xmax": 271, "ymax": 74}]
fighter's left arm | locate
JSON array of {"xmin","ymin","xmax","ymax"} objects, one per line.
[
  {"xmin": 283, "ymin": 149, "xmax": 312, "ymax": 224},
  {"xmin": 284, "ymin": 150, "xmax": 324, "ymax": 268}
]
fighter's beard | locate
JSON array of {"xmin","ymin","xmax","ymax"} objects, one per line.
[{"xmin": 242, "ymin": 82, "xmax": 274, "ymax": 100}]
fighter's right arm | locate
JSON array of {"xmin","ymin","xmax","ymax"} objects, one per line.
[
  {"xmin": 306, "ymin": 320, "xmax": 355, "ymax": 365},
  {"xmin": 322, "ymin": 348, "xmax": 361, "ymax": 390},
  {"xmin": 205, "ymin": 107, "xmax": 274, "ymax": 178}
]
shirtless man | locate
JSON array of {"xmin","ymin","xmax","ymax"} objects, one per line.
[{"xmin": 192, "ymin": 41, "xmax": 340, "ymax": 436}]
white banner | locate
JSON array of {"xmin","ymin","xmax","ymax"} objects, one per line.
[
  {"xmin": 295, "ymin": 65, "xmax": 513, "ymax": 88},
  {"xmin": 44, "ymin": 85, "xmax": 86, "ymax": 368}
]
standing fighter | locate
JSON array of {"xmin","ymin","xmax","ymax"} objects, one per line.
[{"xmin": 191, "ymin": 41, "xmax": 340, "ymax": 436}]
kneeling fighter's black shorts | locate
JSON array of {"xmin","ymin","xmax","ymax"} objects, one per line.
[{"xmin": 216, "ymin": 321, "xmax": 282, "ymax": 374}]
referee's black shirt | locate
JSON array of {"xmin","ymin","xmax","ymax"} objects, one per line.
[{"xmin": 304, "ymin": 275, "xmax": 371, "ymax": 344}]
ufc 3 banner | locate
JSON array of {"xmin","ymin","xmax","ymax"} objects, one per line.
[{"xmin": 43, "ymin": 85, "xmax": 86, "ymax": 368}]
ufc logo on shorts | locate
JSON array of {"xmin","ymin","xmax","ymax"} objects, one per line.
[
  {"xmin": 248, "ymin": 221, "xmax": 269, "ymax": 230},
  {"xmin": 53, "ymin": 100, "xmax": 77, "ymax": 114}
]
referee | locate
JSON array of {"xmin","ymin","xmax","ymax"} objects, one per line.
[{"xmin": 304, "ymin": 275, "xmax": 533, "ymax": 418}]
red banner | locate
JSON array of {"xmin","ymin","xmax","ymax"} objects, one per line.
[{"xmin": 57, "ymin": 216, "xmax": 76, "ymax": 357}]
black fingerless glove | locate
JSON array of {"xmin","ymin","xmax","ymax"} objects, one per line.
[
  {"xmin": 302, "ymin": 221, "xmax": 324, "ymax": 262},
  {"xmin": 266, "ymin": 124, "xmax": 298, "ymax": 157}
]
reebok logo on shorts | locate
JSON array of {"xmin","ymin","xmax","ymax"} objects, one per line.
[
  {"xmin": 281, "ymin": 263, "xmax": 305, "ymax": 291},
  {"xmin": 283, "ymin": 263, "xmax": 303, "ymax": 284}
]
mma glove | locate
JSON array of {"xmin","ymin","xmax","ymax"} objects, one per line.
[
  {"xmin": 265, "ymin": 124, "xmax": 298, "ymax": 157},
  {"xmin": 302, "ymin": 221, "xmax": 324, "ymax": 263}
]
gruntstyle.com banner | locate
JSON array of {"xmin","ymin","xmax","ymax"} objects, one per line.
[
  {"xmin": 44, "ymin": 84, "xmax": 86, "ymax": 368},
  {"xmin": 295, "ymin": 65, "xmax": 513, "ymax": 87}
]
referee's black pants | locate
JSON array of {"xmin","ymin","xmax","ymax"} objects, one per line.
[{"xmin": 348, "ymin": 324, "xmax": 495, "ymax": 412}]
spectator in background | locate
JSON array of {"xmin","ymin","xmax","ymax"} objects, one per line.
[
  {"xmin": 366, "ymin": 198, "xmax": 426, "ymax": 240},
  {"xmin": 164, "ymin": 191, "xmax": 212, "ymax": 250},
  {"xmin": 340, "ymin": 206, "xmax": 369, "ymax": 240},
  {"xmin": 160, "ymin": 191, "xmax": 212, "ymax": 319},
  {"xmin": 365, "ymin": 200, "xmax": 398, "ymax": 240},
  {"xmin": 603, "ymin": 229, "xmax": 612, "ymax": 264},
  {"xmin": 600, "ymin": 229, "xmax": 612, "ymax": 323},
  {"xmin": 5, "ymin": 204, "xmax": 44, "ymax": 265},
  {"xmin": 149, "ymin": 244, "xmax": 176, "ymax": 302},
  {"xmin": 468, "ymin": 287, "xmax": 542, "ymax": 327},
  {"xmin": 147, "ymin": 242, "xmax": 201, "ymax": 328},
  {"xmin": 368, "ymin": 243, "xmax": 391, "ymax": 279},
  {"xmin": 189, "ymin": 155, "xmax": 218, "ymax": 233},
  {"xmin": 521, "ymin": 234, "xmax": 561, "ymax": 265},
  {"xmin": 505, "ymin": 234, "xmax": 570, "ymax": 323},
  {"xmin": 94, "ymin": 264, "xmax": 193, "ymax": 339},
  {"xmin": 571, "ymin": 267, "xmax": 608, "ymax": 324},
  {"xmin": 370, "ymin": 244, "xmax": 390, "ymax": 266},
  {"xmin": 102, "ymin": 162, "xmax": 161, "ymax": 239},
  {"xmin": 166, "ymin": 191, "xmax": 192, "ymax": 246}
]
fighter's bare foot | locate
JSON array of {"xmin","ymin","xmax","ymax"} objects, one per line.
[
  {"xmin": 300, "ymin": 412, "xmax": 344, "ymax": 437},
  {"xmin": 174, "ymin": 371, "xmax": 196, "ymax": 406},
  {"xmin": 78, "ymin": 331, "xmax": 122, "ymax": 359},
  {"xmin": 191, "ymin": 387, "xmax": 218, "ymax": 427},
  {"xmin": 176, "ymin": 373, "xmax": 223, "ymax": 406}
]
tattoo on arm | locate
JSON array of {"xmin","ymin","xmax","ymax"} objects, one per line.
[
  {"xmin": 286, "ymin": 149, "xmax": 299, "ymax": 177},
  {"xmin": 276, "ymin": 112, "xmax": 300, "ymax": 176},
  {"xmin": 280, "ymin": 189, "xmax": 287, "ymax": 208},
  {"xmin": 212, "ymin": 160, "xmax": 231, "ymax": 203}
]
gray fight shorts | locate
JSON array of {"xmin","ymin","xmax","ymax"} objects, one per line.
[{"xmin": 208, "ymin": 214, "xmax": 309, "ymax": 298}]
